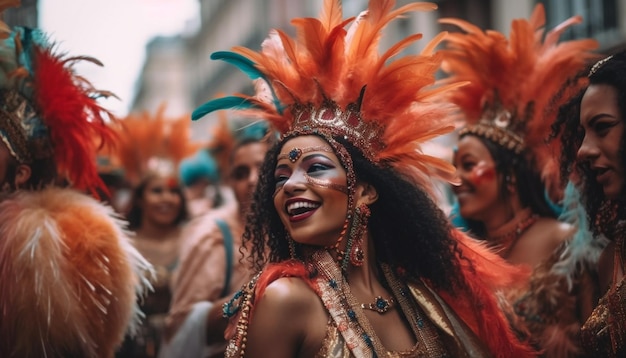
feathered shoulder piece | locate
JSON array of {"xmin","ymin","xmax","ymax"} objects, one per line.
[
  {"xmin": 193, "ymin": 0, "xmax": 467, "ymax": 187},
  {"xmin": 439, "ymin": 4, "xmax": 598, "ymax": 196},
  {"xmin": 0, "ymin": 187, "xmax": 152, "ymax": 357},
  {"xmin": 114, "ymin": 106, "xmax": 203, "ymax": 185},
  {"xmin": 0, "ymin": 19, "xmax": 117, "ymax": 195}
]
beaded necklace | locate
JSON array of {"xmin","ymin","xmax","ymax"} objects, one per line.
[
  {"xmin": 487, "ymin": 208, "xmax": 538, "ymax": 257},
  {"xmin": 311, "ymin": 250, "xmax": 446, "ymax": 357}
]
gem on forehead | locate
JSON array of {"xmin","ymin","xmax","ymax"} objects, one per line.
[{"xmin": 288, "ymin": 148, "xmax": 302, "ymax": 162}]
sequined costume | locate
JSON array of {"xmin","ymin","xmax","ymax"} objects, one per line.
[{"xmin": 580, "ymin": 235, "xmax": 626, "ymax": 357}]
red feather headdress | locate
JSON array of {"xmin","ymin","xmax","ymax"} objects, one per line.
[
  {"xmin": 0, "ymin": 19, "xmax": 117, "ymax": 196},
  {"xmin": 192, "ymin": 0, "xmax": 466, "ymax": 188},
  {"xmin": 440, "ymin": 4, "xmax": 599, "ymax": 197}
]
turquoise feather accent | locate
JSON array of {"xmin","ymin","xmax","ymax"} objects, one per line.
[
  {"xmin": 211, "ymin": 51, "xmax": 266, "ymax": 80},
  {"xmin": 192, "ymin": 96, "xmax": 259, "ymax": 121},
  {"xmin": 209, "ymin": 51, "xmax": 284, "ymax": 114}
]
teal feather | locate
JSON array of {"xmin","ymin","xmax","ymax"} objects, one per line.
[
  {"xmin": 551, "ymin": 181, "xmax": 608, "ymax": 290},
  {"xmin": 210, "ymin": 51, "xmax": 284, "ymax": 114},
  {"xmin": 192, "ymin": 96, "xmax": 260, "ymax": 121},
  {"xmin": 211, "ymin": 51, "xmax": 266, "ymax": 80}
]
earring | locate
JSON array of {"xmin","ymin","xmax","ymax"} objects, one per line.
[{"xmin": 342, "ymin": 203, "xmax": 370, "ymax": 270}]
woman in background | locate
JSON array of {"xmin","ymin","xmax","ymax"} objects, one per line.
[
  {"xmin": 553, "ymin": 50, "xmax": 626, "ymax": 357},
  {"xmin": 441, "ymin": 5, "xmax": 599, "ymax": 356},
  {"xmin": 114, "ymin": 111, "xmax": 195, "ymax": 358}
]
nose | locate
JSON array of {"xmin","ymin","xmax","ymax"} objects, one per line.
[
  {"xmin": 244, "ymin": 168, "xmax": 257, "ymax": 193},
  {"xmin": 576, "ymin": 135, "xmax": 599, "ymax": 162},
  {"xmin": 282, "ymin": 170, "xmax": 307, "ymax": 195}
]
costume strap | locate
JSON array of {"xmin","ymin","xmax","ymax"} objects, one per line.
[{"xmin": 216, "ymin": 219, "xmax": 233, "ymax": 298}]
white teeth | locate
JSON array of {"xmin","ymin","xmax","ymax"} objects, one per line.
[{"xmin": 287, "ymin": 201, "xmax": 320, "ymax": 214}]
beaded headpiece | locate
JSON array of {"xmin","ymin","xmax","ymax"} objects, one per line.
[
  {"xmin": 0, "ymin": 3, "xmax": 117, "ymax": 194},
  {"xmin": 193, "ymin": 0, "xmax": 466, "ymax": 188},
  {"xmin": 440, "ymin": 4, "xmax": 599, "ymax": 195}
]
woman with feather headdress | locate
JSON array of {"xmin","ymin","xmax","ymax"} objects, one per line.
[
  {"xmin": 0, "ymin": 1, "xmax": 151, "ymax": 357},
  {"xmin": 113, "ymin": 108, "xmax": 200, "ymax": 358},
  {"xmin": 192, "ymin": 0, "xmax": 536, "ymax": 357},
  {"xmin": 442, "ymin": 4, "xmax": 601, "ymax": 357}
]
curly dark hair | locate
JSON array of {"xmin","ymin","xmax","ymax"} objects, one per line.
[
  {"xmin": 243, "ymin": 133, "xmax": 467, "ymax": 292},
  {"xmin": 551, "ymin": 51, "xmax": 626, "ymax": 235},
  {"xmin": 460, "ymin": 134, "xmax": 557, "ymax": 238},
  {"xmin": 126, "ymin": 174, "xmax": 188, "ymax": 230}
]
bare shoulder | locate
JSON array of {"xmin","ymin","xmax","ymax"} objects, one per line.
[
  {"xmin": 244, "ymin": 277, "xmax": 327, "ymax": 358},
  {"xmin": 532, "ymin": 217, "xmax": 573, "ymax": 248}
]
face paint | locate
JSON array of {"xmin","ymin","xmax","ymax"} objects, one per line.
[{"xmin": 468, "ymin": 161, "xmax": 496, "ymax": 186}]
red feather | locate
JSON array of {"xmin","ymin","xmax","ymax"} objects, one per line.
[{"xmin": 33, "ymin": 48, "xmax": 116, "ymax": 197}]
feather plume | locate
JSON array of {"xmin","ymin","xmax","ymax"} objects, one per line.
[
  {"xmin": 0, "ymin": 187, "xmax": 152, "ymax": 357},
  {"xmin": 114, "ymin": 107, "xmax": 202, "ymax": 185},
  {"xmin": 196, "ymin": 0, "xmax": 462, "ymax": 190},
  {"xmin": 551, "ymin": 181, "xmax": 609, "ymax": 289},
  {"xmin": 33, "ymin": 47, "xmax": 118, "ymax": 197},
  {"xmin": 440, "ymin": 3, "xmax": 599, "ymax": 200}
]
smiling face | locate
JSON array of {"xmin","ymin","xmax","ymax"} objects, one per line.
[
  {"xmin": 453, "ymin": 135, "xmax": 503, "ymax": 221},
  {"xmin": 139, "ymin": 176, "xmax": 184, "ymax": 228},
  {"xmin": 273, "ymin": 135, "xmax": 349, "ymax": 247},
  {"xmin": 577, "ymin": 84, "xmax": 625, "ymax": 200}
]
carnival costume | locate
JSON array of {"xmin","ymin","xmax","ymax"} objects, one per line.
[
  {"xmin": 440, "ymin": 4, "xmax": 600, "ymax": 356},
  {"xmin": 194, "ymin": 0, "xmax": 535, "ymax": 357},
  {"xmin": 112, "ymin": 108, "xmax": 200, "ymax": 357},
  {"xmin": 0, "ymin": 1, "xmax": 151, "ymax": 357},
  {"xmin": 575, "ymin": 54, "xmax": 626, "ymax": 357}
]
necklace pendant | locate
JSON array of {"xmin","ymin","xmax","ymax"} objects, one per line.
[{"xmin": 361, "ymin": 296, "xmax": 394, "ymax": 314}]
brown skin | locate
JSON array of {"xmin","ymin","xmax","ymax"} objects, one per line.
[
  {"xmin": 241, "ymin": 136, "xmax": 416, "ymax": 358},
  {"xmin": 453, "ymin": 135, "xmax": 570, "ymax": 267},
  {"xmin": 0, "ymin": 141, "xmax": 31, "ymax": 191},
  {"xmin": 577, "ymin": 84, "xmax": 625, "ymax": 294}
]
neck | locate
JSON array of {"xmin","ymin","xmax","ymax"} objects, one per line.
[{"xmin": 137, "ymin": 221, "xmax": 179, "ymax": 240}]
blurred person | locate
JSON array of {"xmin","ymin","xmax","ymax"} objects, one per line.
[
  {"xmin": 193, "ymin": 0, "xmax": 535, "ymax": 357},
  {"xmin": 161, "ymin": 121, "xmax": 271, "ymax": 358},
  {"xmin": 0, "ymin": 1, "xmax": 151, "ymax": 356},
  {"xmin": 114, "ymin": 109, "xmax": 197, "ymax": 358},
  {"xmin": 552, "ymin": 50, "xmax": 626, "ymax": 357},
  {"xmin": 441, "ymin": 4, "xmax": 600, "ymax": 356}
]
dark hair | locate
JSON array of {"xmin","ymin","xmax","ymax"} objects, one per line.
[
  {"xmin": 460, "ymin": 134, "xmax": 557, "ymax": 237},
  {"xmin": 126, "ymin": 174, "xmax": 188, "ymax": 230},
  {"xmin": 243, "ymin": 134, "xmax": 466, "ymax": 292},
  {"xmin": 552, "ymin": 51, "xmax": 626, "ymax": 235}
]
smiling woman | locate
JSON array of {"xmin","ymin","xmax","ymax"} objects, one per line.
[
  {"xmin": 192, "ymin": 1, "xmax": 536, "ymax": 357},
  {"xmin": 441, "ymin": 4, "xmax": 601, "ymax": 356},
  {"xmin": 111, "ymin": 109, "xmax": 197, "ymax": 358}
]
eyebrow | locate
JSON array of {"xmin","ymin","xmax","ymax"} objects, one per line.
[{"xmin": 587, "ymin": 113, "xmax": 617, "ymax": 127}]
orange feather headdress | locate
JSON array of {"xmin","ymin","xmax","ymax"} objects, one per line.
[
  {"xmin": 114, "ymin": 107, "xmax": 203, "ymax": 186},
  {"xmin": 439, "ymin": 4, "xmax": 599, "ymax": 196},
  {"xmin": 192, "ymin": 0, "xmax": 466, "ymax": 188}
]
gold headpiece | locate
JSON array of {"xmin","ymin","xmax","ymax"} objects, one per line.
[
  {"xmin": 193, "ymin": 0, "xmax": 467, "ymax": 187},
  {"xmin": 440, "ymin": 3, "xmax": 599, "ymax": 195}
]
